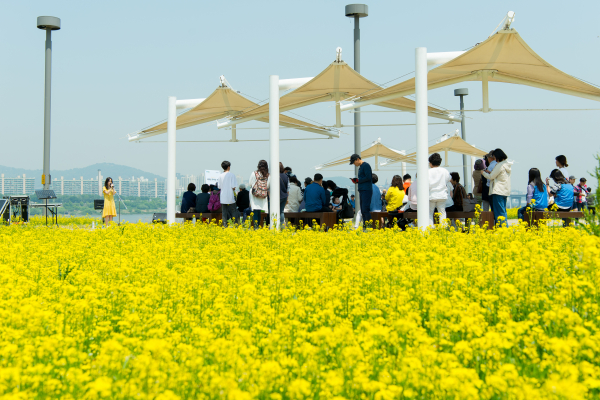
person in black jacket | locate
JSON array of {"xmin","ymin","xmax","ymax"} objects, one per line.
[
  {"xmin": 181, "ymin": 183, "xmax": 197, "ymax": 213},
  {"xmin": 196, "ymin": 184, "xmax": 211, "ymax": 213},
  {"xmin": 236, "ymin": 184, "xmax": 251, "ymax": 221},
  {"xmin": 350, "ymin": 154, "xmax": 373, "ymax": 226}
]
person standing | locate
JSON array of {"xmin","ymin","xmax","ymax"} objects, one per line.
[
  {"xmin": 482, "ymin": 151, "xmax": 496, "ymax": 212},
  {"xmin": 482, "ymin": 149, "xmax": 512, "ymax": 227},
  {"xmin": 218, "ymin": 161, "xmax": 237, "ymax": 227},
  {"xmin": 574, "ymin": 178, "xmax": 588, "ymax": 211},
  {"xmin": 181, "ymin": 183, "xmax": 197, "ymax": 213},
  {"xmin": 555, "ymin": 155, "xmax": 569, "ymax": 179},
  {"xmin": 278, "ymin": 162, "xmax": 289, "ymax": 227},
  {"xmin": 370, "ymin": 174, "xmax": 382, "ymax": 213},
  {"xmin": 428, "ymin": 153, "xmax": 451, "ymax": 226},
  {"xmin": 587, "ymin": 187, "xmax": 596, "ymax": 216},
  {"xmin": 350, "ymin": 154, "xmax": 373, "ymax": 227},
  {"xmin": 248, "ymin": 160, "xmax": 271, "ymax": 228},
  {"xmin": 102, "ymin": 177, "xmax": 117, "ymax": 225},
  {"xmin": 472, "ymin": 159, "xmax": 484, "ymax": 206},
  {"xmin": 236, "ymin": 184, "xmax": 250, "ymax": 222}
]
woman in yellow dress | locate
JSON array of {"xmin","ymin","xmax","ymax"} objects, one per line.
[{"xmin": 102, "ymin": 177, "xmax": 117, "ymax": 224}]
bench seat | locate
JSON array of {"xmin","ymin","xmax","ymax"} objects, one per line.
[
  {"xmin": 284, "ymin": 212, "xmax": 337, "ymax": 229},
  {"xmin": 523, "ymin": 210, "xmax": 584, "ymax": 227},
  {"xmin": 371, "ymin": 210, "xmax": 495, "ymax": 229}
]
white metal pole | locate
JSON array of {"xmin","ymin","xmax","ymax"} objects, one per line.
[
  {"xmin": 415, "ymin": 47, "xmax": 429, "ymax": 229},
  {"xmin": 482, "ymin": 71, "xmax": 490, "ymax": 113},
  {"xmin": 269, "ymin": 75, "xmax": 280, "ymax": 230},
  {"xmin": 167, "ymin": 96, "xmax": 177, "ymax": 224}
]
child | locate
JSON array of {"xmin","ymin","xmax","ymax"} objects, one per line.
[
  {"xmin": 517, "ymin": 168, "xmax": 548, "ymax": 220},
  {"xmin": 330, "ymin": 196, "xmax": 342, "ymax": 211}
]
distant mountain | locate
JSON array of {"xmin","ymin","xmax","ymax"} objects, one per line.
[{"xmin": 0, "ymin": 163, "xmax": 164, "ymax": 187}]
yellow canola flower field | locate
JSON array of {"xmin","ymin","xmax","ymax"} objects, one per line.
[{"xmin": 0, "ymin": 222, "xmax": 599, "ymax": 400}]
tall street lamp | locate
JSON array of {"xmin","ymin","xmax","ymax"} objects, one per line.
[
  {"xmin": 37, "ymin": 16, "xmax": 61, "ymax": 190},
  {"xmin": 454, "ymin": 88, "xmax": 470, "ymax": 192},
  {"xmin": 345, "ymin": 4, "xmax": 368, "ymax": 206}
]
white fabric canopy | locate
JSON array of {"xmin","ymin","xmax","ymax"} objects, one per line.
[
  {"xmin": 383, "ymin": 134, "xmax": 487, "ymax": 167},
  {"xmin": 133, "ymin": 86, "xmax": 331, "ymax": 140},
  {"xmin": 355, "ymin": 28, "xmax": 600, "ymax": 106},
  {"xmin": 225, "ymin": 60, "xmax": 452, "ymax": 125},
  {"xmin": 317, "ymin": 138, "xmax": 416, "ymax": 171}
]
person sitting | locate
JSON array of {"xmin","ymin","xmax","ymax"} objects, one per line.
[
  {"xmin": 304, "ymin": 174, "xmax": 332, "ymax": 212},
  {"xmin": 547, "ymin": 169, "xmax": 574, "ymax": 226},
  {"xmin": 181, "ymin": 183, "xmax": 197, "ymax": 213},
  {"xmin": 284, "ymin": 175, "xmax": 303, "ymax": 213},
  {"xmin": 196, "ymin": 184, "xmax": 211, "ymax": 213},
  {"xmin": 370, "ymin": 174, "xmax": 382, "ymax": 213},
  {"xmin": 331, "ymin": 196, "xmax": 342, "ymax": 211},
  {"xmin": 517, "ymin": 168, "xmax": 548, "ymax": 221},
  {"xmin": 446, "ymin": 172, "xmax": 467, "ymax": 212},
  {"xmin": 547, "ymin": 170, "xmax": 574, "ymax": 211},
  {"xmin": 349, "ymin": 194, "xmax": 356, "ymax": 210},
  {"xmin": 207, "ymin": 185, "xmax": 222, "ymax": 213},
  {"xmin": 236, "ymin": 183, "xmax": 250, "ymax": 222},
  {"xmin": 385, "ymin": 175, "xmax": 405, "ymax": 212}
]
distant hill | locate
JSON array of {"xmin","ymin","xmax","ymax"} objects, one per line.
[{"xmin": 0, "ymin": 163, "xmax": 164, "ymax": 187}]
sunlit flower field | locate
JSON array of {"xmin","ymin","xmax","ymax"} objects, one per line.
[{"xmin": 0, "ymin": 220, "xmax": 599, "ymax": 399}]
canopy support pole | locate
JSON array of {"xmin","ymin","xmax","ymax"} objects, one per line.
[
  {"xmin": 493, "ymin": 73, "xmax": 600, "ymax": 103},
  {"xmin": 482, "ymin": 71, "xmax": 490, "ymax": 113},
  {"xmin": 415, "ymin": 47, "xmax": 429, "ymax": 229},
  {"xmin": 335, "ymin": 93, "xmax": 342, "ymax": 128},
  {"xmin": 167, "ymin": 96, "xmax": 177, "ymax": 224},
  {"xmin": 269, "ymin": 75, "xmax": 280, "ymax": 230},
  {"xmin": 231, "ymin": 126, "xmax": 237, "ymax": 142}
]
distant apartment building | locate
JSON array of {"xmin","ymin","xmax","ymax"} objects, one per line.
[{"xmin": 0, "ymin": 174, "xmax": 36, "ymax": 195}]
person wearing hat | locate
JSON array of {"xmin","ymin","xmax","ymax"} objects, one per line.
[
  {"xmin": 574, "ymin": 178, "xmax": 588, "ymax": 211},
  {"xmin": 350, "ymin": 153, "xmax": 373, "ymax": 227},
  {"xmin": 472, "ymin": 159, "xmax": 485, "ymax": 206},
  {"xmin": 236, "ymin": 183, "xmax": 251, "ymax": 222}
]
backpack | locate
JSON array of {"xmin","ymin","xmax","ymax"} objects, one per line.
[
  {"xmin": 251, "ymin": 171, "xmax": 269, "ymax": 198},
  {"xmin": 208, "ymin": 191, "xmax": 221, "ymax": 212}
]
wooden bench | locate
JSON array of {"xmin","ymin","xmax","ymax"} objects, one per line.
[
  {"xmin": 523, "ymin": 210, "xmax": 584, "ymax": 227},
  {"xmin": 176, "ymin": 212, "xmax": 222, "ymax": 224},
  {"xmin": 284, "ymin": 211, "xmax": 337, "ymax": 229},
  {"xmin": 371, "ymin": 210, "xmax": 495, "ymax": 230}
]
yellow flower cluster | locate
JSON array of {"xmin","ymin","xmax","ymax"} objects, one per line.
[{"xmin": 0, "ymin": 222, "xmax": 599, "ymax": 399}]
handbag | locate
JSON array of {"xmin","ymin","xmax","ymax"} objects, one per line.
[{"xmin": 462, "ymin": 198, "xmax": 477, "ymax": 212}]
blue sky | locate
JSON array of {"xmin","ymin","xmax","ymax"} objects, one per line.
[{"xmin": 2, "ymin": 0, "xmax": 599, "ymax": 190}]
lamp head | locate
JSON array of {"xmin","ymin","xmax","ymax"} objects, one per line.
[
  {"xmin": 37, "ymin": 16, "xmax": 61, "ymax": 30},
  {"xmin": 345, "ymin": 4, "xmax": 368, "ymax": 18},
  {"xmin": 454, "ymin": 88, "xmax": 469, "ymax": 97}
]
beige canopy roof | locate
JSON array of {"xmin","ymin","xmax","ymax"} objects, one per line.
[
  {"xmin": 135, "ymin": 86, "xmax": 331, "ymax": 139},
  {"xmin": 383, "ymin": 134, "xmax": 487, "ymax": 167},
  {"xmin": 317, "ymin": 138, "xmax": 416, "ymax": 171},
  {"xmin": 357, "ymin": 29, "xmax": 600, "ymax": 105},
  {"xmin": 225, "ymin": 60, "xmax": 452, "ymax": 125}
]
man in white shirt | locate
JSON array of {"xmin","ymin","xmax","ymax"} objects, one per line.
[
  {"xmin": 218, "ymin": 160, "xmax": 237, "ymax": 227},
  {"xmin": 428, "ymin": 153, "xmax": 451, "ymax": 227}
]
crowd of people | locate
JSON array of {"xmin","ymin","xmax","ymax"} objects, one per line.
[{"xmin": 178, "ymin": 152, "xmax": 594, "ymax": 229}]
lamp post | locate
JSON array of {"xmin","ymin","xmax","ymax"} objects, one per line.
[
  {"xmin": 345, "ymin": 4, "xmax": 368, "ymax": 208},
  {"xmin": 454, "ymin": 88, "xmax": 470, "ymax": 193},
  {"xmin": 37, "ymin": 16, "xmax": 61, "ymax": 190}
]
